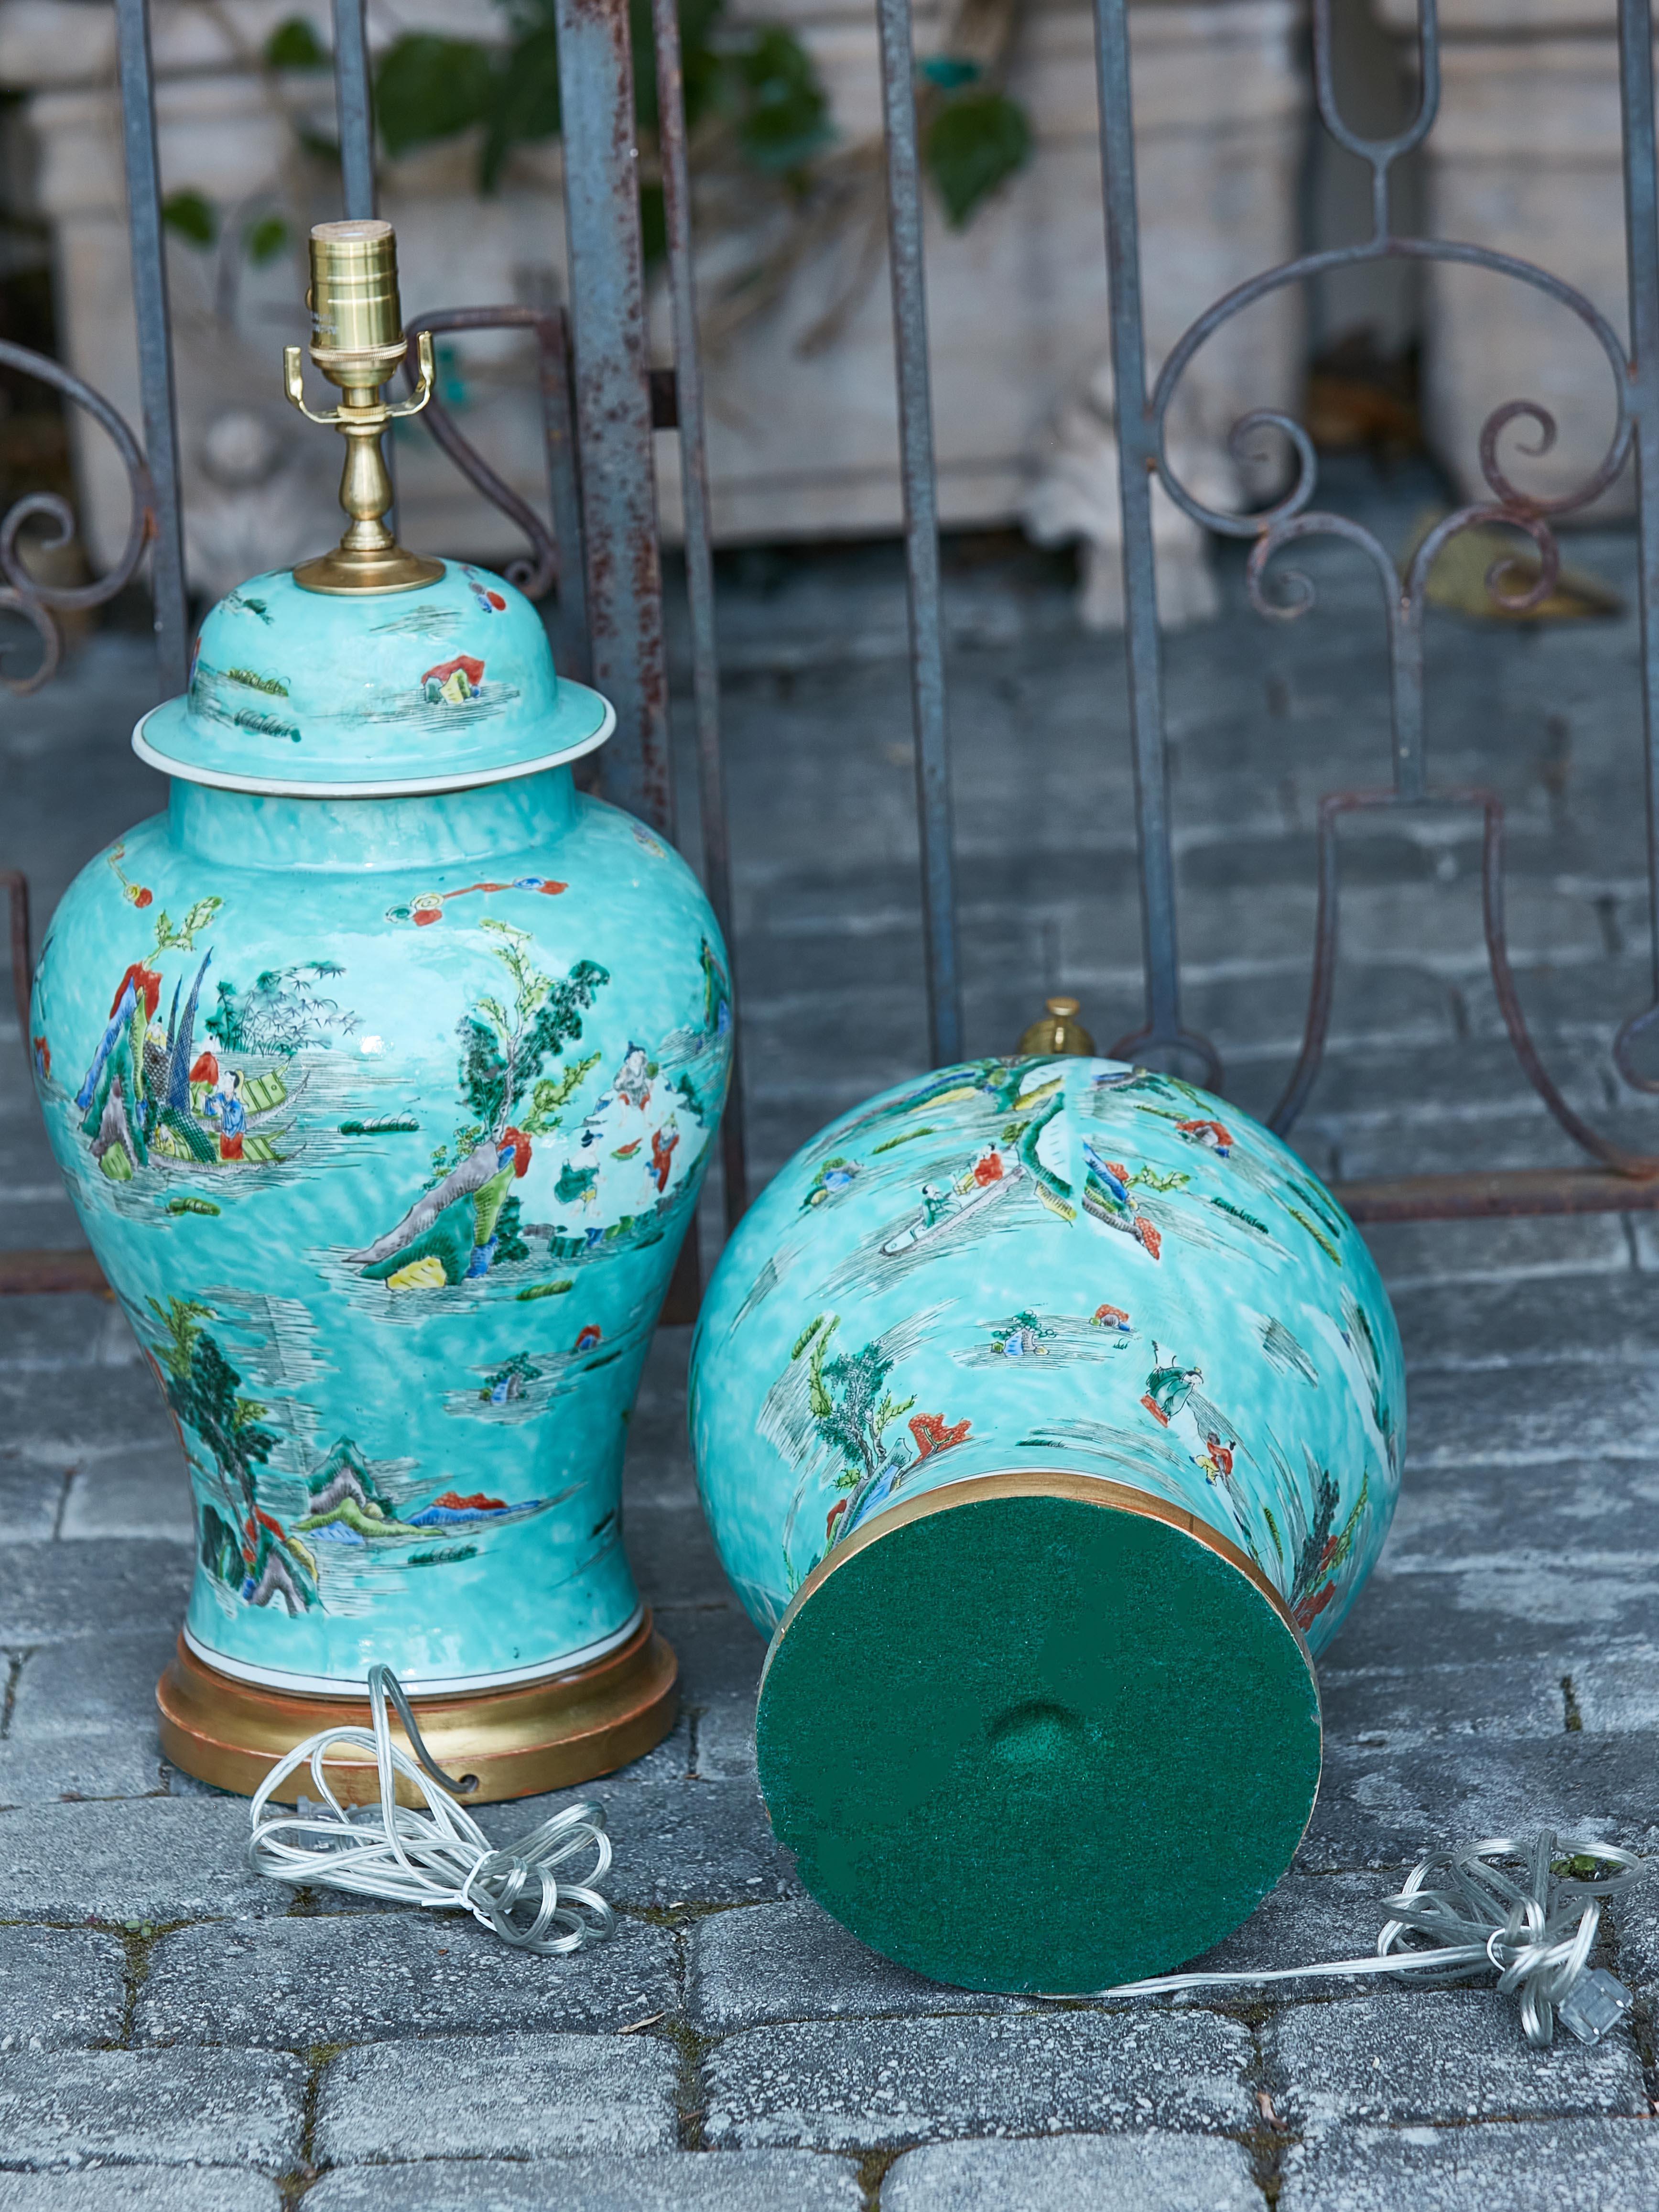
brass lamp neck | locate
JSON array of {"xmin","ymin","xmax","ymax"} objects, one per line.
[{"xmin": 284, "ymin": 219, "xmax": 443, "ymax": 596}]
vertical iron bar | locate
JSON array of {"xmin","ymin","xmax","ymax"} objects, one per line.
[
  {"xmin": 330, "ymin": 0, "xmax": 395, "ymax": 528},
  {"xmin": 1618, "ymin": 0, "xmax": 1659, "ymax": 1007},
  {"xmin": 1091, "ymin": 0, "xmax": 1184, "ymax": 1050},
  {"xmin": 332, "ymin": 0, "xmax": 377, "ymax": 220},
  {"xmin": 552, "ymin": 0, "xmax": 673, "ymax": 836},
  {"xmin": 651, "ymin": 0, "xmax": 748, "ymax": 1230},
  {"xmin": 113, "ymin": 0, "xmax": 187, "ymax": 698},
  {"xmin": 540, "ymin": 312, "xmax": 592, "ymax": 684},
  {"xmin": 873, "ymin": 0, "xmax": 963, "ymax": 1068}
]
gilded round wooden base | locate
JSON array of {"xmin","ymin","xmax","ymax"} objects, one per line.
[{"xmin": 156, "ymin": 1613, "xmax": 678, "ymax": 1805}]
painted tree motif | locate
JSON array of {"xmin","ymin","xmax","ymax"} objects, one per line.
[
  {"xmin": 350, "ymin": 927, "xmax": 609, "ymax": 1289},
  {"xmin": 801, "ymin": 1314, "xmax": 917, "ymax": 1492},
  {"xmin": 207, "ymin": 961, "xmax": 357, "ymax": 1055}
]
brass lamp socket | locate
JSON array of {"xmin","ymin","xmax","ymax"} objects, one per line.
[
  {"xmin": 286, "ymin": 218, "xmax": 443, "ymax": 595},
  {"xmin": 307, "ymin": 219, "xmax": 409, "ymax": 388}
]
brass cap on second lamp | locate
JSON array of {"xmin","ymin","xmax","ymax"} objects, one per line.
[
  {"xmin": 1017, "ymin": 996, "xmax": 1097, "ymax": 1057},
  {"xmin": 284, "ymin": 218, "xmax": 443, "ymax": 595}
]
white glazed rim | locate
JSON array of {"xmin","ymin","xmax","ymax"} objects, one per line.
[
  {"xmin": 182, "ymin": 1602, "xmax": 646, "ymax": 1697},
  {"xmin": 132, "ymin": 692, "xmax": 616, "ymax": 799}
]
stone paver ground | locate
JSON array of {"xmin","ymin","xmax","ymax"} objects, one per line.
[{"xmin": 4, "ymin": 456, "xmax": 1659, "ymax": 2207}]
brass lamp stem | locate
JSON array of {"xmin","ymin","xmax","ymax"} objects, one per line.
[{"xmin": 284, "ymin": 219, "xmax": 443, "ymax": 595}]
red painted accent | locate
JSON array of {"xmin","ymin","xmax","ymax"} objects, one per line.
[
  {"xmin": 575, "ymin": 1324, "xmax": 603, "ymax": 1352},
  {"xmin": 110, "ymin": 962, "xmax": 163, "ymax": 1020},
  {"xmin": 972, "ymin": 1150, "xmax": 1004, "ymax": 1187},
  {"xmin": 1141, "ymin": 1395, "xmax": 1170, "ymax": 1426},
  {"xmin": 500, "ymin": 1126, "xmax": 532, "ymax": 1177},
  {"xmin": 421, "ymin": 654, "xmax": 487, "ymax": 689},
  {"xmin": 413, "ymin": 908, "xmax": 441, "ymax": 926},
  {"xmin": 1093, "ymin": 1304, "xmax": 1129, "ymax": 1329},
  {"xmin": 189, "ymin": 1052, "xmax": 218, "ymax": 1085},
  {"xmin": 246, "ymin": 1506, "xmax": 289, "ymax": 1554},
  {"xmin": 219, "ymin": 1133, "xmax": 244, "ymax": 1162},
  {"xmin": 650, "ymin": 1125, "xmax": 679, "ymax": 1193},
  {"xmin": 1295, "ymin": 1581, "xmax": 1337, "ymax": 1631},
  {"xmin": 132, "ymin": 887, "xmax": 153, "ymax": 909},
  {"xmin": 1136, "ymin": 1219, "xmax": 1162, "ymax": 1260},
  {"xmin": 826, "ymin": 1500, "xmax": 848, "ymax": 1539},
  {"xmin": 909, "ymin": 1412, "xmax": 971, "ymax": 1458},
  {"xmin": 433, "ymin": 1490, "xmax": 508, "ymax": 1512}
]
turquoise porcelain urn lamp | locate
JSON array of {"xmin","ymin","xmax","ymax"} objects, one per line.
[
  {"xmin": 30, "ymin": 221, "xmax": 732, "ymax": 1799},
  {"xmin": 691, "ymin": 1049, "xmax": 1402, "ymax": 1993}
]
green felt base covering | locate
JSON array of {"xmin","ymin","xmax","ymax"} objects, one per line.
[{"xmin": 756, "ymin": 1488, "xmax": 1322, "ymax": 1994}]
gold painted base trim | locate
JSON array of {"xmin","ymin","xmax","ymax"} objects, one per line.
[
  {"xmin": 157, "ymin": 1612, "xmax": 678, "ymax": 1805},
  {"xmin": 763, "ymin": 1468, "xmax": 1318, "ymax": 1698}
]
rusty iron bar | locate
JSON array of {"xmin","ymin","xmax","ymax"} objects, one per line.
[
  {"xmin": 650, "ymin": 0, "xmax": 748, "ymax": 1231},
  {"xmin": 113, "ymin": 0, "xmax": 188, "ymax": 699},
  {"xmin": 553, "ymin": 0, "xmax": 694, "ymax": 1312},
  {"xmin": 331, "ymin": 0, "xmax": 377, "ymax": 220},
  {"xmin": 0, "ymin": 1250, "xmax": 110, "ymax": 1297},
  {"xmin": 1335, "ymin": 1169, "xmax": 1659, "ymax": 1223},
  {"xmin": 4, "ymin": 870, "xmax": 31, "ymax": 1078},
  {"xmin": 873, "ymin": 0, "xmax": 963, "ymax": 1069},
  {"xmin": 0, "ymin": 875, "xmax": 108, "ymax": 1296},
  {"xmin": 1613, "ymin": 0, "xmax": 1659, "ymax": 1092},
  {"xmin": 401, "ymin": 308, "xmax": 575, "ymax": 614},
  {"xmin": 552, "ymin": 0, "xmax": 673, "ymax": 837},
  {"xmin": 0, "ymin": 343, "xmax": 158, "ymax": 696},
  {"xmin": 1090, "ymin": 0, "xmax": 1219, "ymax": 1088},
  {"xmin": 1104, "ymin": 0, "xmax": 1659, "ymax": 1198},
  {"xmin": 1269, "ymin": 787, "xmax": 1659, "ymax": 1177}
]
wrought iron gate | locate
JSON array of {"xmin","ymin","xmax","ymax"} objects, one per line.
[{"xmin": 6, "ymin": 0, "xmax": 1659, "ymax": 1320}]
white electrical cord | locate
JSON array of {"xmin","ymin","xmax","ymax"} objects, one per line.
[
  {"xmin": 247, "ymin": 1664, "xmax": 615, "ymax": 1955},
  {"xmin": 244, "ymin": 1676, "xmax": 1645, "ymax": 2042},
  {"xmin": 1064, "ymin": 1831, "xmax": 1648, "ymax": 2048}
]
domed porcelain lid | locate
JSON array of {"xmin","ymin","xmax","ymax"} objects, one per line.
[{"xmin": 133, "ymin": 561, "xmax": 613, "ymax": 797}]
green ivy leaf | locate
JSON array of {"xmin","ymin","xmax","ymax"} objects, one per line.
[
  {"xmin": 264, "ymin": 16, "xmax": 329, "ymax": 70},
  {"xmin": 162, "ymin": 190, "xmax": 217, "ymax": 249},
  {"xmin": 479, "ymin": 18, "xmax": 561, "ymax": 193},
  {"xmin": 243, "ymin": 214, "xmax": 292, "ymax": 266},
  {"xmin": 674, "ymin": 0, "xmax": 727, "ymax": 132},
  {"xmin": 375, "ymin": 33, "xmax": 496, "ymax": 158},
  {"xmin": 734, "ymin": 26, "xmax": 833, "ymax": 174},
  {"xmin": 923, "ymin": 89, "xmax": 1031, "ymax": 228}
]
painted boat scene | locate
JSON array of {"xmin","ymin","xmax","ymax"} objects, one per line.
[{"xmin": 37, "ymin": 888, "xmax": 378, "ymax": 1229}]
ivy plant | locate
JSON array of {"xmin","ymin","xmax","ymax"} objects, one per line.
[{"xmin": 163, "ymin": 2, "xmax": 1033, "ymax": 293}]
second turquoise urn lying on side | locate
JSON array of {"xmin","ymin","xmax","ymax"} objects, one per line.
[{"xmin": 691, "ymin": 1056, "xmax": 1403, "ymax": 1993}]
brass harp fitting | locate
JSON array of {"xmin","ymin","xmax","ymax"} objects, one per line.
[{"xmin": 284, "ymin": 219, "xmax": 442, "ymax": 594}]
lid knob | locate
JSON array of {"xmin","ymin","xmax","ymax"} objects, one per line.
[
  {"xmin": 283, "ymin": 220, "xmax": 444, "ymax": 595},
  {"xmin": 1016, "ymin": 996, "xmax": 1097, "ymax": 1057}
]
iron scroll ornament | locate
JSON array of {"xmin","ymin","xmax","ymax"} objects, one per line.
[
  {"xmin": 0, "ymin": 341, "xmax": 158, "ymax": 698},
  {"xmin": 1140, "ymin": 0, "xmax": 1659, "ymax": 1177}
]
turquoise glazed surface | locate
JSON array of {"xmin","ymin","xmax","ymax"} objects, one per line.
[
  {"xmin": 692, "ymin": 1056, "xmax": 1402, "ymax": 1649},
  {"xmin": 136, "ymin": 562, "xmax": 610, "ymax": 792},
  {"xmin": 31, "ymin": 564, "xmax": 728, "ymax": 1695}
]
